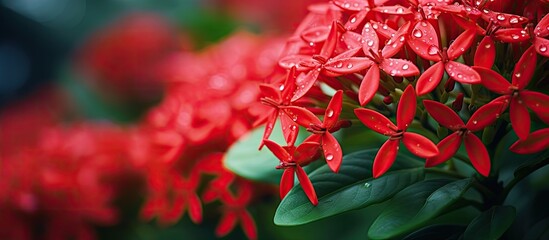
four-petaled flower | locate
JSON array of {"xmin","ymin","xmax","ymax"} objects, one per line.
[
  {"xmin": 263, "ymin": 139, "xmax": 320, "ymax": 205},
  {"xmin": 355, "ymin": 85, "xmax": 439, "ymax": 178}
]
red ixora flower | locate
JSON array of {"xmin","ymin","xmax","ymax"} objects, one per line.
[
  {"xmin": 263, "ymin": 139, "xmax": 320, "ymax": 205},
  {"xmin": 354, "ymin": 85, "xmax": 438, "ymax": 178},
  {"xmin": 282, "ymin": 90, "xmax": 347, "ymax": 173},
  {"xmin": 473, "ymin": 46, "xmax": 549, "ymax": 140},
  {"xmin": 215, "ymin": 181, "xmax": 257, "ymax": 240},
  {"xmin": 423, "ymin": 100, "xmax": 504, "ymax": 176}
]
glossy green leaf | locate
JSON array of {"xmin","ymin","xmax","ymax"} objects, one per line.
[
  {"xmin": 463, "ymin": 205, "xmax": 516, "ymax": 240},
  {"xmin": 223, "ymin": 124, "xmax": 304, "ymax": 184},
  {"xmin": 274, "ymin": 149, "xmax": 424, "ymax": 226},
  {"xmin": 402, "ymin": 224, "xmax": 466, "ymax": 240},
  {"xmin": 368, "ymin": 178, "xmax": 473, "ymax": 239}
]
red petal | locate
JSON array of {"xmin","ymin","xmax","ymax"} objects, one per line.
[
  {"xmin": 373, "ymin": 139, "xmax": 399, "ymax": 178},
  {"xmin": 510, "ymin": 128, "xmax": 549, "ymax": 154},
  {"xmin": 259, "ymin": 84, "xmax": 281, "ymax": 101},
  {"xmin": 466, "ymin": 101, "xmax": 505, "ymax": 132},
  {"xmin": 263, "ymin": 139, "xmax": 292, "ymax": 162},
  {"xmin": 333, "ymin": 0, "xmax": 368, "ymax": 11},
  {"xmin": 282, "ymin": 106, "xmax": 322, "ymax": 127},
  {"xmin": 423, "ymin": 100, "xmax": 464, "ymax": 130},
  {"xmin": 341, "ymin": 31, "xmax": 364, "ymax": 50},
  {"xmin": 301, "ymin": 26, "xmax": 330, "ymax": 43},
  {"xmin": 445, "ymin": 61, "xmax": 481, "ymax": 84},
  {"xmin": 295, "ymin": 166, "xmax": 318, "ymax": 206},
  {"xmin": 472, "ymin": 66, "xmax": 512, "ymax": 94},
  {"xmin": 402, "ymin": 132, "xmax": 439, "ymax": 158},
  {"xmin": 416, "ymin": 61, "xmax": 444, "ymax": 96},
  {"xmin": 381, "ymin": 21, "xmax": 411, "ymax": 57},
  {"xmin": 481, "ymin": 11, "xmax": 528, "ymax": 28},
  {"xmin": 512, "ymin": 46, "xmax": 537, "ymax": 89},
  {"xmin": 534, "ymin": 37, "xmax": 549, "ymax": 58},
  {"xmin": 345, "ymin": 10, "xmax": 368, "ymax": 31},
  {"xmin": 358, "ymin": 64, "xmax": 380, "ymax": 106},
  {"xmin": 280, "ymin": 168, "xmax": 295, "ymax": 199},
  {"xmin": 259, "ymin": 111, "xmax": 277, "ymax": 148},
  {"xmin": 379, "ymin": 58, "xmax": 420, "ymax": 77},
  {"xmin": 397, "ymin": 85, "xmax": 416, "ymax": 130},
  {"xmin": 521, "ymin": 91, "xmax": 549, "ymax": 122},
  {"xmin": 408, "ymin": 20, "xmax": 441, "ymax": 62},
  {"xmin": 464, "ymin": 134, "xmax": 491, "ymax": 177},
  {"xmin": 319, "ymin": 21, "xmax": 339, "ymax": 59},
  {"xmin": 215, "ymin": 212, "xmax": 238, "ymax": 237},
  {"xmin": 281, "ymin": 67, "xmax": 297, "ymax": 104},
  {"xmin": 278, "ymin": 55, "xmax": 315, "ymax": 71},
  {"xmin": 494, "ymin": 28, "xmax": 530, "ymax": 43},
  {"xmin": 447, "ymin": 29, "xmax": 476, "ymax": 60},
  {"xmin": 474, "ymin": 36, "xmax": 496, "ymax": 68},
  {"xmin": 535, "ymin": 13, "xmax": 549, "ymax": 37},
  {"xmin": 324, "ymin": 57, "xmax": 373, "ymax": 75},
  {"xmin": 370, "ymin": 21, "xmax": 396, "ymax": 39},
  {"xmin": 322, "ymin": 133, "xmax": 343, "ymax": 173},
  {"xmin": 160, "ymin": 196, "xmax": 185, "ymax": 224},
  {"xmin": 425, "ymin": 132, "xmax": 462, "ymax": 167},
  {"xmin": 239, "ymin": 211, "xmax": 258, "ymax": 240},
  {"xmin": 354, "ymin": 108, "xmax": 397, "ymax": 135},
  {"xmin": 362, "ymin": 22, "xmax": 380, "ymax": 54},
  {"xmin": 373, "ymin": 5, "xmax": 413, "ymax": 15},
  {"xmin": 280, "ymin": 112, "xmax": 299, "ymax": 146},
  {"xmin": 291, "ymin": 69, "xmax": 320, "ymax": 102},
  {"xmin": 188, "ymin": 193, "xmax": 203, "ymax": 224},
  {"xmin": 510, "ymin": 97, "xmax": 531, "ymax": 140},
  {"xmin": 294, "ymin": 141, "xmax": 321, "ymax": 165},
  {"xmin": 324, "ymin": 90, "xmax": 343, "ymax": 129}
]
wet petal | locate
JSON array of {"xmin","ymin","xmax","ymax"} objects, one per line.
[
  {"xmin": 341, "ymin": 31, "xmax": 365, "ymax": 51},
  {"xmin": 263, "ymin": 139, "xmax": 292, "ymax": 162},
  {"xmin": 358, "ymin": 64, "xmax": 380, "ymax": 106},
  {"xmin": 494, "ymin": 28, "xmax": 530, "ymax": 43},
  {"xmin": 481, "ymin": 10, "xmax": 528, "ymax": 28},
  {"xmin": 322, "ymin": 133, "xmax": 343, "ymax": 173},
  {"xmin": 466, "ymin": 101, "xmax": 505, "ymax": 132},
  {"xmin": 373, "ymin": 5, "xmax": 413, "ymax": 16},
  {"xmin": 324, "ymin": 57, "xmax": 373, "ymax": 75},
  {"xmin": 402, "ymin": 132, "xmax": 439, "ymax": 158},
  {"xmin": 445, "ymin": 61, "xmax": 481, "ymax": 84},
  {"xmin": 416, "ymin": 61, "xmax": 444, "ymax": 96},
  {"xmin": 291, "ymin": 69, "xmax": 320, "ymax": 102},
  {"xmin": 534, "ymin": 13, "xmax": 549, "ymax": 37},
  {"xmin": 512, "ymin": 46, "xmax": 537, "ymax": 89},
  {"xmin": 474, "ymin": 36, "xmax": 496, "ymax": 68},
  {"xmin": 407, "ymin": 20, "xmax": 441, "ymax": 62},
  {"xmin": 280, "ymin": 112, "xmax": 300, "ymax": 146},
  {"xmin": 278, "ymin": 55, "xmax": 315, "ymax": 71},
  {"xmin": 301, "ymin": 26, "xmax": 330, "ymax": 43},
  {"xmin": 333, "ymin": 0, "xmax": 369, "ymax": 11},
  {"xmin": 464, "ymin": 134, "xmax": 491, "ymax": 177},
  {"xmin": 282, "ymin": 106, "xmax": 322, "ymax": 127},
  {"xmin": 472, "ymin": 66, "xmax": 512, "ymax": 94},
  {"xmin": 280, "ymin": 168, "xmax": 295, "ymax": 199},
  {"xmin": 354, "ymin": 108, "xmax": 397, "ymax": 135},
  {"xmin": 534, "ymin": 37, "xmax": 549, "ymax": 58},
  {"xmin": 510, "ymin": 96, "xmax": 531, "ymax": 140},
  {"xmin": 259, "ymin": 84, "xmax": 281, "ymax": 101},
  {"xmin": 521, "ymin": 90, "xmax": 549, "ymax": 123},
  {"xmin": 281, "ymin": 67, "xmax": 297, "ymax": 104},
  {"xmin": 370, "ymin": 20, "xmax": 395, "ymax": 39},
  {"xmin": 381, "ymin": 21, "xmax": 411, "ymax": 57},
  {"xmin": 362, "ymin": 22, "xmax": 380, "ymax": 54},
  {"xmin": 510, "ymin": 128, "xmax": 549, "ymax": 154},
  {"xmin": 425, "ymin": 132, "xmax": 462, "ymax": 167},
  {"xmin": 373, "ymin": 139, "xmax": 399, "ymax": 178},
  {"xmin": 345, "ymin": 10, "xmax": 368, "ymax": 31},
  {"xmin": 397, "ymin": 85, "xmax": 417, "ymax": 130},
  {"xmin": 379, "ymin": 58, "xmax": 419, "ymax": 77},
  {"xmin": 295, "ymin": 166, "xmax": 318, "ymax": 206},
  {"xmin": 324, "ymin": 90, "xmax": 343, "ymax": 129},
  {"xmin": 447, "ymin": 29, "xmax": 476, "ymax": 60},
  {"xmin": 423, "ymin": 100, "xmax": 464, "ymax": 130},
  {"xmin": 295, "ymin": 141, "xmax": 321, "ymax": 165}
]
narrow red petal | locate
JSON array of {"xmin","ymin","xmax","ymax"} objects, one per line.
[
  {"xmin": 188, "ymin": 193, "xmax": 203, "ymax": 224},
  {"xmin": 464, "ymin": 134, "xmax": 491, "ymax": 177},
  {"xmin": 466, "ymin": 101, "xmax": 505, "ymax": 132},
  {"xmin": 407, "ymin": 20, "xmax": 441, "ymax": 62},
  {"xmin": 416, "ymin": 61, "xmax": 444, "ymax": 96},
  {"xmin": 423, "ymin": 100, "xmax": 464, "ymax": 130},
  {"xmin": 239, "ymin": 210, "xmax": 258, "ymax": 240},
  {"xmin": 263, "ymin": 139, "xmax": 292, "ymax": 163},
  {"xmin": 521, "ymin": 91, "xmax": 549, "ymax": 123},
  {"xmin": 425, "ymin": 132, "xmax": 462, "ymax": 167},
  {"xmin": 281, "ymin": 66, "xmax": 297, "ymax": 104},
  {"xmin": 324, "ymin": 57, "xmax": 373, "ymax": 75},
  {"xmin": 397, "ymin": 85, "xmax": 417, "ymax": 130},
  {"xmin": 510, "ymin": 128, "xmax": 549, "ymax": 154},
  {"xmin": 282, "ymin": 106, "xmax": 322, "ymax": 127},
  {"xmin": 381, "ymin": 21, "xmax": 411, "ymax": 58},
  {"xmin": 333, "ymin": 0, "xmax": 368, "ymax": 11},
  {"xmin": 534, "ymin": 13, "xmax": 549, "ymax": 37},
  {"xmin": 259, "ymin": 84, "xmax": 281, "ymax": 101},
  {"xmin": 259, "ymin": 111, "xmax": 277, "ymax": 149},
  {"xmin": 278, "ymin": 55, "xmax": 314, "ymax": 71},
  {"xmin": 512, "ymin": 46, "xmax": 537, "ymax": 89},
  {"xmin": 291, "ymin": 69, "xmax": 320, "ymax": 102},
  {"xmin": 354, "ymin": 108, "xmax": 397, "ymax": 135},
  {"xmin": 358, "ymin": 64, "xmax": 380, "ymax": 106},
  {"xmin": 280, "ymin": 168, "xmax": 295, "ymax": 199},
  {"xmin": 322, "ymin": 133, "xmax": 343, "ymax": 173},
  {"xmin": 447, "ymin": 29, "xmax": 476, "ymax": 60},
  {"xmin": 373, "ymin": 139, "xmax": 399, "ymax": 178},
  {"xmin": 362, "ymin": 22, "xmax": 380, "ymax": 54},
  {"xmin": 301, "ymin": 26, "xmax": 330, "ymax": 43},
  {"xmin": 215, "ymin": 212, "xmax": 238, "ymax": 237},
  {"xmin": 445, "ymin": 61, "xmax": 481, "ymax": 84},
  {"xmin": 295, "ymin": 166, "xmax": 318, "ymax": 206},
  {"xmin": 323, "ymin": 90, "xmax": 343, "ymax": 129},
  {"xmin": 472, "ymin": 66, "xmax": 512, "ymax": 94},
  {"xmin": 494, "ymin": 28, "xmax": 530, "ymax": 43},
  {"xmin": 319, "ymin": 21, "xmax": 339, "ymax": 59},
  {"xmin": 481, "ymin": 11, "xmax": 528, "ymax": 28},
  {"xmin": 373, "ymin": 5, "xmax": 413, "ymax": 16},
  {"xmin": 510, "ymin": 97, "xmax": 531, "ymax": 140},
  {"xmin": 402, "ymin": 132, "xmax": 439, "ymax": 158},
  {"xmin": 379, "ymin": 58, "xmax": 420, "ymax": 77},
  {"xmin": 474, "ymin": 36, "xmax": 496, "ymax": 68},
  {"xmin": 294, "ymin": 141, "xmax": 321, "ymax": 165},
  {"xmin": 370, "ymin": 20, "xmax": 396, "ymax": 39},
  {"xmin": 280, "ymin": 112, "xmax": 299, "ymax": 146},
  {"xmin": 534, "ymin": 37, "xmax": 549, "ymax": 58},
  {"xmin": 345, "ymin": 10, "xmax": 368, "ymax": 31}
]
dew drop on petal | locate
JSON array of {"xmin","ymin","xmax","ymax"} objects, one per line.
[
  {"xmin": 497, "ymin": 14, "xmax": 505, "ymax": 21},
  {"xmin": 279, "ymin": 84, "xmax": 285, "ymax": 91},
  {"xmin": 344, "ymin": 3, "xmax": 350, "ymax": 8},
  {"xmin": 473, "ymin": 120, "xmax": 478, "ymax": 125},
  {"xmin": 512, "ymin": 34, "xmax": 519, "ymax": 40},
  {"xmin": 347, "ymin": 63, "xmax": 354, "ymax": 69},
  {"xmin": 399, "ymin": 36, "xmax": 405, "ymax": 42},
  {"xmin": 291, "ymin": 125, "xmax": 297, "ymax": 130},
  {"xmin": 509, "ymin": 17, "xmax": 519, "ymax": 24},
  {"xmin": 326, "ymin": 109, "xmax": 334, "ymax": 117},
  {"xmin": 515, "ymin": 72, "xmax": 521, "ymax": 78},
  {"xmin": 382, "ymin": 24, "xmax": 388, "ymax": 30},
  {"xmin": 350, "ymin": 17, "xmax": 357, "ymax": 23},
  {"xmin": 428, "ymin": 45, "xmax": 439, "ymax": 55},
  {"xmin": 539, "ymin": 45, "xmax": 548, "ymax": 53},
  {"xmin": 396, "ymin": 7, "xmax": 404, "ymax": 13},
  {"xmin": 326, "ymin": 154, "xmax": 334, "ymax": 161},
  {"xmin": 413, "ymin": 29, "xmax": 423, "ymax": 38},
  {"xmin": 390, "ymin": 69, "xmax": 397, "ymax": 76},
  {"xmin": 402, "ymin": 64, "xmax": 409, "ymax": 70},
  {"xmin": 367, "ymin": 40, "xmax": 374, "ymax": 47},
  {"xmin": 485, "ymin": 43, "xmax": 491, "ymax": 48}
]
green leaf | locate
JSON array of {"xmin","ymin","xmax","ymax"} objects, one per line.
[
  {"xmin": 368, "ymin": 178, "xmax": 473, "ymax": 239},
  {"xmin": 402, "ymin": 224, "xmax": 466, "ymax": 240},
  {"xmin": 223, "ymin": 124, "xmax": 304, "ymax": 184},
  {"xmin": 524, "ymin": 216, "xmax": 549, "ymax": 240},
  {"xmin": 463, "ymin": 205, "xmax": 516, "ymax": 240},
  {"xmin": 274, "ymin": 149, "xmax": 425, "ymax": 226}
]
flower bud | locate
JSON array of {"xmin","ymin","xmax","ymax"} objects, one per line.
[{"xmin": 452, "ymin": 93, "xmax": 464, "ymax": 112}]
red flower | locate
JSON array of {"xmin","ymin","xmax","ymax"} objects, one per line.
[
  {"xmin": 283, "ymin": 90, "xmax": 346, "ymax": 172},
  {"xmin": 355, "ymin": 85, "xmax": 438, "ymax": 178},
  {"xmin": 473, "ymin": 46, "xmax": 549, "ymax": 140},
  {"xmin": 263, "ymin": 140, "xmax": 320, "ymax": 205},
  {"xmin": 215, "ymin": 181, "xmax": 257, "ymax": 240},
  {"xmin": 510, "ymin": 128, "xmax": 549, "ymax": 154},
  {"xmin": 532, "ymin": 13, "xmax": 549, "ymax": 57},
  {"xmin": 423, "ymin": 100, "xmax": 504, "ymax": 176},
  {"xmin": 410, "ymin": 25, "xmax": 481, "ymax": 95}
]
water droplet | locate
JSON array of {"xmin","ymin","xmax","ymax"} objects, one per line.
[
  {"xmin": 413, "ymin": 29, "xmax": 423, "ymax": 38},
  {"xmin": 473, "ymin": 120, "xmax": 478, "ymax": 125},
  {"xmin": 428, "ymin": 45, "xmax": 439, "ymax": 55},
  {"xmin": 518, "ymin": 100, "xmax": 523, "ymax": 104},
  {"xmin": 363, "ymin": 182, "xmax": 371, "ymax": 188},
  {"xmin": 402, "ymin": 64, "xmax": 409, "ymax": 70},
  {"xmin": 539, "ymin": 45, "xmax": 548, "ymax": 53},
  {"xmin": 372, "ymin": 23, "xmax": 378, "ymax": 29},
  {"xmin": 382, "ymin": 25, "xmax": 388, "ymax": 30},
  {"xmin": 485, "ymin": 43, "xmax": 491, "ymax": 48},
  {"xmin": 279, "ymin": 84, "xmax": 285, "ymax": 91},
  {"xmin": 421, "ymin": 21, "xmax": 428, "ymax": 27},
  {"xmin": 291, "ymin": 125, "xmax": 297, "ymax": 130},
  {"xmin": 367, "ymin": 40, "xmax": 374, "ymax": 47},
  {"xmin": 350, "ymin": 17, "xmax": 357, "ymax": 23},
  {"xmin": 326, "ymin": 109, "xmax": 334, "ymax": 117},
  {"xmin": 326, "ymin": 154, "xmax": 334, "ymax": 161},
  {"xmin": 309, "ymin": 42, "xmax": 315, "ymax": 47},
  {"xmin": 515, "ymin": 72, "xmax": 521, "ymax": 78},
  {"xmin": 497, "ymin": 14, "xmax": 505, "ymax": 21},
  {"xmin": 347, "ymin": 63, "xmax": 354, "ymax": 69},
  {"xmin": 399, "ymin": 36, "xmax": 405, "ymax": 42},
  {"xmin": 292, "ymin": 115, "xmax": 298, "ymax": 121},
  {"xmin": 396, "ymin": 7, "xmax": 404, "ymax": 13},
  {"xmin": 344, "ymin": 3, "xmax": 350, "ymax": 8},
  {"xmin": 390, "ymin": 69, "xmax": 397, "ymax": 76},
  {"xmin": 512, "ymin": 34, "xmax": 519, "ymax": 40},
  {"xmin": 535, "ymin": 103, "xmax": 540, "ymax": 107},
  {"xmin": 510, "ymin": 17, "xmax": 519, "ymax": 24}
]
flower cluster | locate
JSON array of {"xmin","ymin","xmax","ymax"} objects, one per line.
[{"xmin": 258, "ymin": 0, "xmax": 549, "ymax": 205}]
